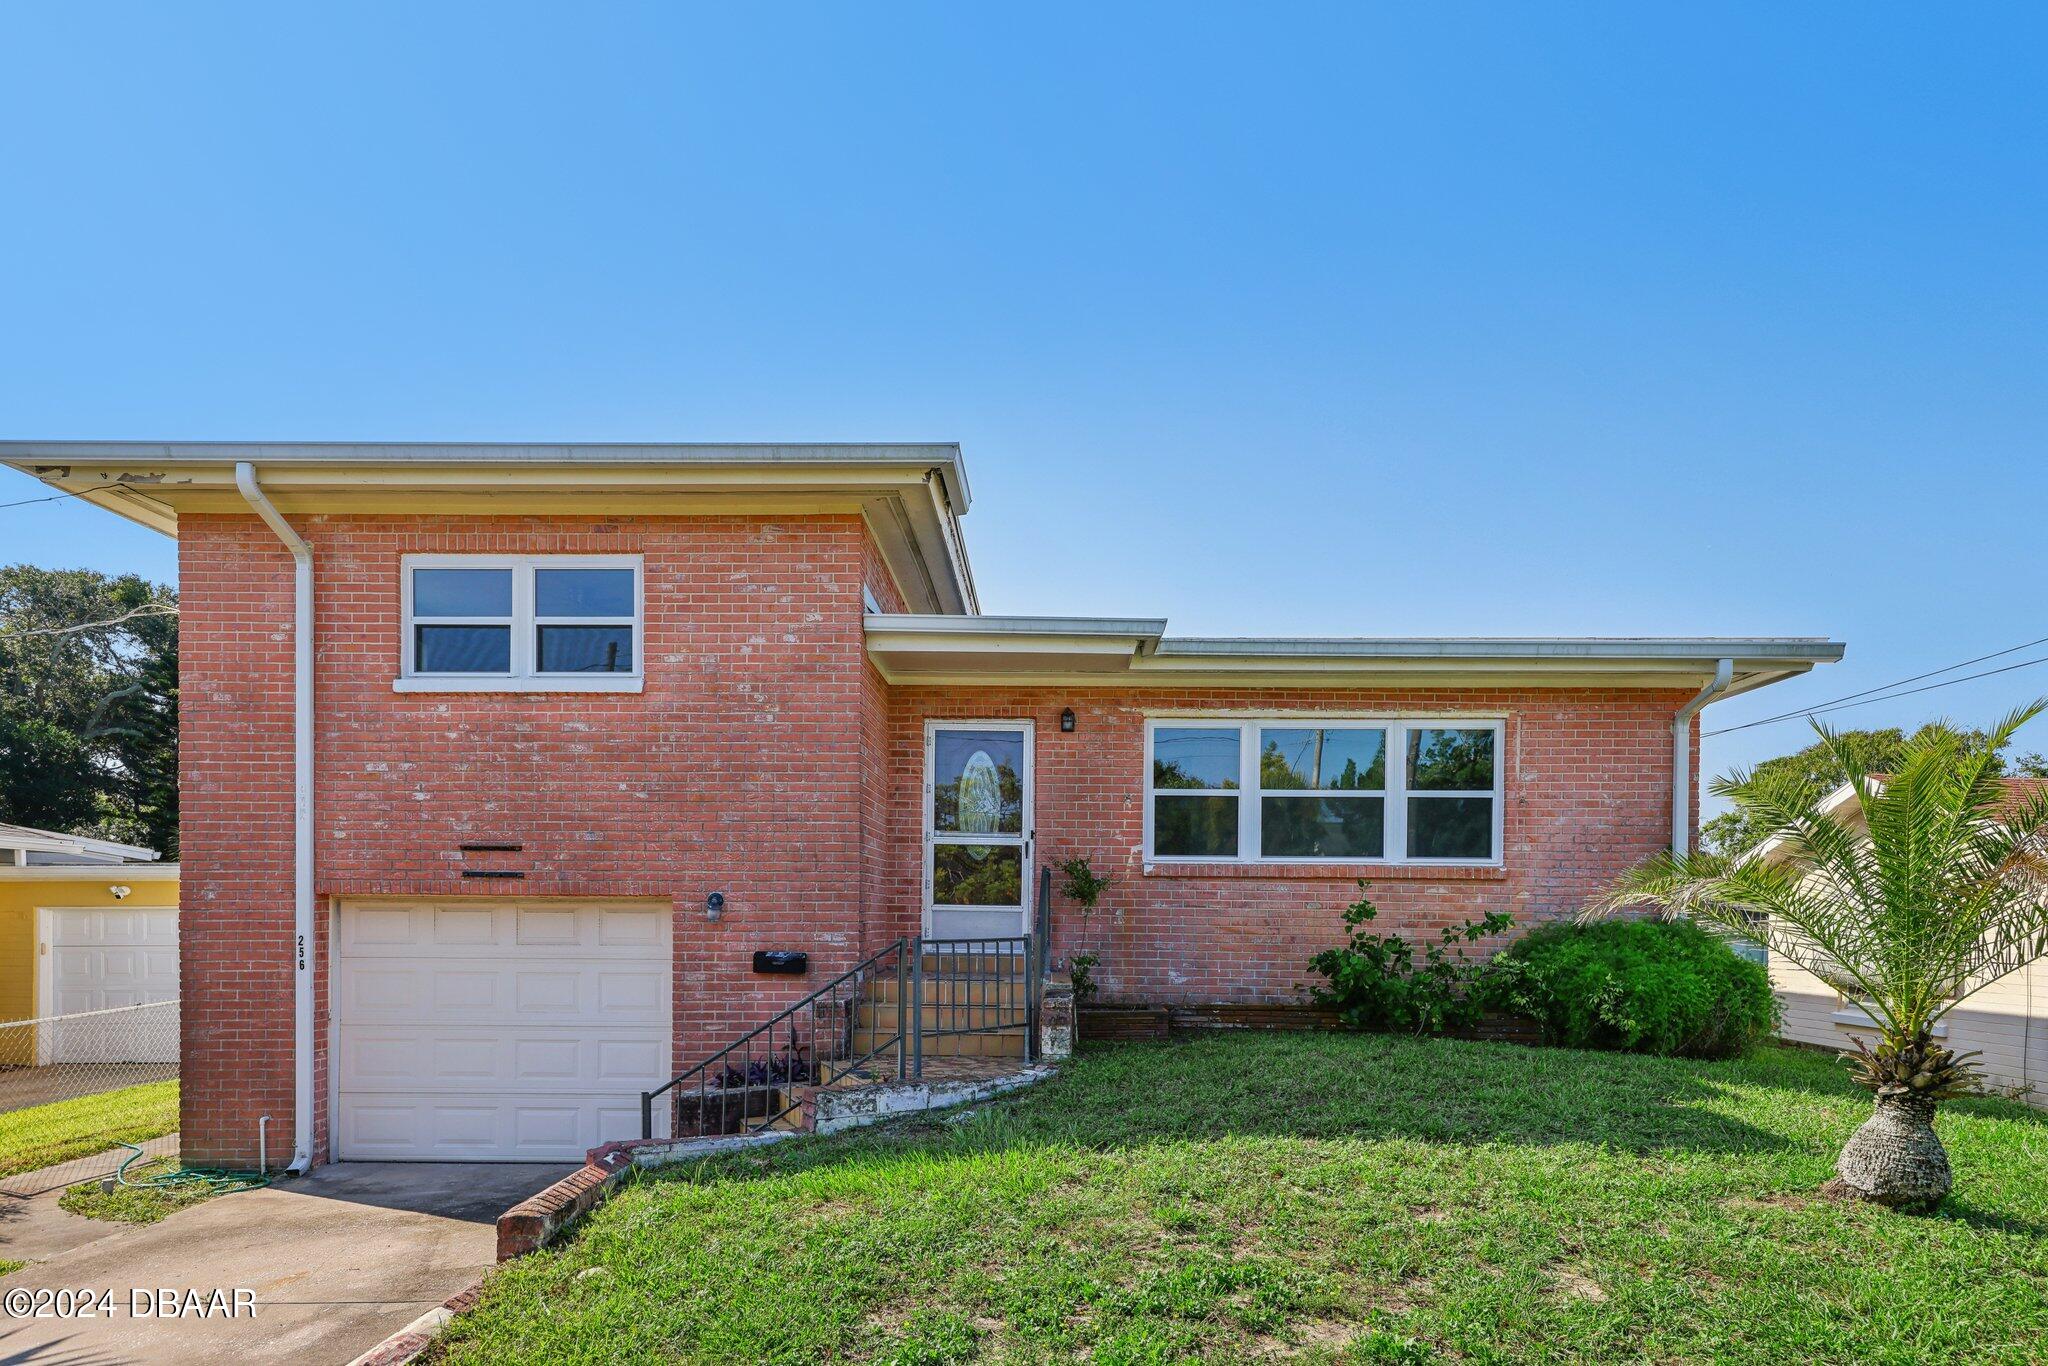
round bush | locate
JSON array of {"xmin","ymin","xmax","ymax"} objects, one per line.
[{"xmin": 1486, "ymin": 919, "xmax": 1780, "ymax": 1059}]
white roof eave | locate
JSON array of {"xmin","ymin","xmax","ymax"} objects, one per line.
[{"xmin": 865, "ymin": 617, "xmax": 1845, "ymax": 688}]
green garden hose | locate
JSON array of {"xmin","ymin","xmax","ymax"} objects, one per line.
[{"xmin": 111, "ymin": 1142, "xmax": 272, "ymax": 1195}]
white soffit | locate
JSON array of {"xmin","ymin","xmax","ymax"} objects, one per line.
[
  {"xmin": 0, "ymin": 442, "xmax": 977, "ymax": 614},
  {"xmin": 864, "ymin": 615, "xmax": 1846, "ymax": 690}
]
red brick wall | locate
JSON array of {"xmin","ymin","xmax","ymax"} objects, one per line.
[
  {"xmin": 177, "ymin": 520, "xmax": 300, "ymax": 1166},
  {"xmin": 881, "ymin": 687, "xmax": 1694, "ymax": 1002},
  {"xmin": 177, "ymin": 511, "xmax": 873, "ymax": 1165},
  {"xmin": 858, "ymin": 533, "xmax": 908, "ymax": 957},
  {"xmin": 178, "ymin": 502, "xmax": 1701, "ymax": 1163}
]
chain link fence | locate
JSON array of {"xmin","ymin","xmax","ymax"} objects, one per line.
[{"xmin": 0, "ymin": 1000, "xmax": 180, "ymax": 1195}]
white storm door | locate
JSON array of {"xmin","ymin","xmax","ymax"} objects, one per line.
[
  {"xmin": 923, "ymin": 721, "xmax": 1033, "ymax": 941},
  {"xmin": 334, "ymin": 901, "xmax": 670, "ymax": 1162}
]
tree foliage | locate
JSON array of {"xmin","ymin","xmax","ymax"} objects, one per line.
[
  {"xmin": 1595, "ymin": 705, "xmax": 2048, "ymax": 1071},
  {"xmin": 1701, "ymin": 723, "xmax": 2010, "ymax": 857},
  {"xmin": 0, "ymin": 565, "xmax": 178, "ymax": 854}
]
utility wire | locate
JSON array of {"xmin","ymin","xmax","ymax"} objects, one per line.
[
  {"xmin": 1714, "ymin": 631, "xmax": 2048, "ymax": 734},
  {"xmin": 0, "ymin": 481, "xmax": 114, "ymax": 511},
  {"xmin": 1706, "ymin": 653, "xmax": 2048, "ymax": 736}
]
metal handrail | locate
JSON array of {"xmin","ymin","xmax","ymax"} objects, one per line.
[
  {"xmin": 639, "ymin": 882, "xmax": 1062, "ymax": 1140},
  {"xmin": 642, "ymin": 937, "xmax": 910, "ymax": 1139}
]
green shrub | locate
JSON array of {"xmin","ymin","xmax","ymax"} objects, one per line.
[
  {"xmin": 1308, "ymin": 884, "xmax": 1513, "ymax": 1035},
  {"xmin": 1484, "ymin": 919, "xmax": 1780, "ymax": 1059}
]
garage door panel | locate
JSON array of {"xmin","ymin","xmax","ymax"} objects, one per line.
[
  {"xmin": 339, "ymin": 904, "xmax": 667, "ymax": 959},
  {"xmin": 43, "ymin": 909, "xmax": 180, "ymax": 1064},
  {"xmin": 599, "ymin": 909, "xmax": 665, "ymax": 948},
  {"xmin": 337, "ymin": 1028, "xmax": 667, "ymax": 1091},
  {"xmin": 337, "ymin": 1092, "xmax": 666, "ymax": 1162},
  {"xmin": 335, "ymin": 900, "xmax": 671, "ymax": 1161}
]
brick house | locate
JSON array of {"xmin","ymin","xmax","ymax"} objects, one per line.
[{"xmin": 1, "ymin": 442, "xmax": 1842, "ymax": 1166}]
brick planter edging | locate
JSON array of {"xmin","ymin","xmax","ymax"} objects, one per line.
[
  {"xmin": 495, "ymin": 1130, "xmax": 799, "ymax": 1260},
  {"xmin": 1078, "ymin": 1002, "xmax": 1547, "ymax": 1047},
  {"xmin": 343, "ymin": 1282, "xmax": 486, "ymax": 1366}
]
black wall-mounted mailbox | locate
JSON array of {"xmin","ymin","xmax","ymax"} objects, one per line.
[{"xmin": 752, "ymin": 950, "xmax": 809, "ymax": 975}]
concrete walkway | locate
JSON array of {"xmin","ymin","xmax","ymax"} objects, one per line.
[{"xmin": 0, "ymin": 1161, "xmax": 571, "ymax": 1364}]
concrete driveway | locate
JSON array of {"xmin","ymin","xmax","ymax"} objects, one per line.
[{"xmin": 0, "ymin": 1161, "xmax": 571, "ymax": 1365}]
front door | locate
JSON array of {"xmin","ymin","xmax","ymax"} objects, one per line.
[{"xmin": 923, "ymin": 720, "xmax": 1033, "ymax": 940}]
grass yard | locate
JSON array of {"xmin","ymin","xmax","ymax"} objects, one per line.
[
  {"xmin": 58, "ymin": 1157, "xmax": 225, "ymax": 1224},
  {"xmin": 0, "ymin": 1079, "xmax": 179, "ymax": 1177},
  {"xmin": 432, "ymin": 1036, "xmax": 2048, "ymax": 1365}
]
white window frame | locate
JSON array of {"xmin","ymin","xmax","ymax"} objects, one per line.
[
  {"xmin": 1142, "ymin": 716, "xmax": 1505, "ymax": 867},
  {"xmin": 921, "ymin": 719, "xmax": 1036, "ymax": 937},
  {"xmin": 396, "ymin": 554, "xmax": 645, "ymax": 693}
]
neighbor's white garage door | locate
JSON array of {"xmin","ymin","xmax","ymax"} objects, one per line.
[
  {"xmin": 43, "ymin": 908, "xmax": 180, "ymax": 1064},
  {"xmin": 335, "ymin": 901, "xmax": 670, "ymax": 1162}
]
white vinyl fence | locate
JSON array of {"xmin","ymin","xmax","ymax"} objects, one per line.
[{"xmin": 0, "ymin": 1000, "xmax": 179, "ymax": 1194}]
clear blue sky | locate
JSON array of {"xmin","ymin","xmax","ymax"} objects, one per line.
[{"xmin": 3, "ymin": 3, "xmax": 2045, "ymax": 801}]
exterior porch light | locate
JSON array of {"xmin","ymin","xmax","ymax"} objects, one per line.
[{"xmin": 1060, "ymin": 707, "xmax": 1076, "ymax": 732}]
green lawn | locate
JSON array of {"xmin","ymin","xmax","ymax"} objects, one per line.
[
  {"xmin": 431, "ymin": 1037, "xmax": 2048, "ymax": 1365},
  {"xmin": 58, "ymin": 1157, "xmax": 223, "ymax": 1224},
  {"xmin": 0, "ymin": 1079, "xmax": 179, "ymax": 1177}
]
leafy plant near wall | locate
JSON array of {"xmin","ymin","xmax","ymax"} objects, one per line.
[
  {"xmin": 1482, "ymin": 919, "xmax": 1779, "ymax": 1059},
  {"xmin": 1308, "ymin": 884, "xmax": 1512, "ymax": 1035},
  {"xmin": 1068, "ymin": 952, "xmax": 1100, "ymax": 1004},
  {"xmin": 1058, "ymin": 858, "xmax": 1112, "ymax": 1001},
  {"xmin": 1058, "ymin": 857, "xmax": 1110, "ymax": 911}
]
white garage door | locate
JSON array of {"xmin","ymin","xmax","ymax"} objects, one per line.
[
  {"xmin": 43, "ymin": 908, "xmax": 180, "ymax": 1064},
  {"xmin": 335, "ymin": 901, "xmax": 671, "ymax": 1162}
]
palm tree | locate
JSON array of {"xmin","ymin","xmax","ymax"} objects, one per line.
[{"xmin": 1589, "ymin": 702, "xmax": 2048, "ymax": 1210}]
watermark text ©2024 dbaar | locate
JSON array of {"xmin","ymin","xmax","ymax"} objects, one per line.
[{"xmin": 3, "ymin": 1286, "xmax": 257, "ymax": 1319}]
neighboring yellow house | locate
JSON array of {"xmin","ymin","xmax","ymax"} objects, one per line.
[
  {"xmin": 0, "ymin": 824, "xmax": 179, "ymax": 1034},
  {"xmin": 1764, "ymin": 778, "xmax": 2048, "ymax": 1107}
]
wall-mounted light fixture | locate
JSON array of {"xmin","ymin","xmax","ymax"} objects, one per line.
[{"xmin": 1060, "ymin": 707, "xmax": 1076, "ymax": 733}]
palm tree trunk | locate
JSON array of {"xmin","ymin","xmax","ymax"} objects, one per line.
[{"xmin": 1826, "ymin": 1089, "xmax": 1952, "ymax": 1211}]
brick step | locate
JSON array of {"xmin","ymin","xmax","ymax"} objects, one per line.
[
  {"xmin": 860, "ymin": 978, "xmax": 1032, "ymax": 1011},
  {"xmin": 852, "ymin": 1003, "xmax": 1028, "ymax": 1032},
  {"xmin": 864, "ymin": 977, "xmax": 1030, "ymax": 1006},
  {"xmin": 851, "ymin": 1027, "xmax": 1028, "ymax": 1059},
  {"xmin": 753, "ymin": 1091, "xmax": 810, "ymax": 1132},
  {"xmin": 913, "ymin": 952, "xmax": 1028, "ymax": 975},
  {"xmin": 817, "ymin": 1055, "xmax": 898, "ymax": 1085}
]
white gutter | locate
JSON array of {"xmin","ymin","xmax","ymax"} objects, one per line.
[
  {"xmin": 1672, "ymin": 658, "xmax": 1734, "ymax": 853},
  {"xmin": 234, "ymin": 462, "xmax": 316, "ymax": 1174}
]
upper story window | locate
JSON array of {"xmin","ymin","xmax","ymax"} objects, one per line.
[
  {"xmin": 1144, "ymin": 718, "xmax": 1503, "ymax": 865},
  {"xmin": 396, "ymin": 554, "xmax": 643, "ymax": 693}
]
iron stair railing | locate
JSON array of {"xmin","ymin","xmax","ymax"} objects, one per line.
[{"xmin": 640, "ymin": 867, "xmax": 1059, "ymax": 1141}]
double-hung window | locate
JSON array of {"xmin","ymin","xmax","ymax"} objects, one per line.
[
  {"xmin": 398, "ymin": 554, "xmax": 643, "ymax": 691},
  {"xmin": 1145, "ymin": 718, "xmax": 1503, "ymax": 865}
]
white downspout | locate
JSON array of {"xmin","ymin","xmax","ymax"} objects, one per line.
[
  {"xmin": 234, "ymin": 462, "xmax": 316, "ymax": 1174},
  {"xmin": 1672, "ymin": 658, "xmax": 1734, "ymax": 853}
]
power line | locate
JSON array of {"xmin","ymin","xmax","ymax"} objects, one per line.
[
  {"xmin": 0, "ymin": 482, "xmax": 113, "ymax": 511},
  {"xmin": 1716, "ymin": 631, "xmax": 2048, "ymax": 733},
  {"xmin": 1706, "ymin": 653, "xmax": 2048, "ymax": 737}
]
